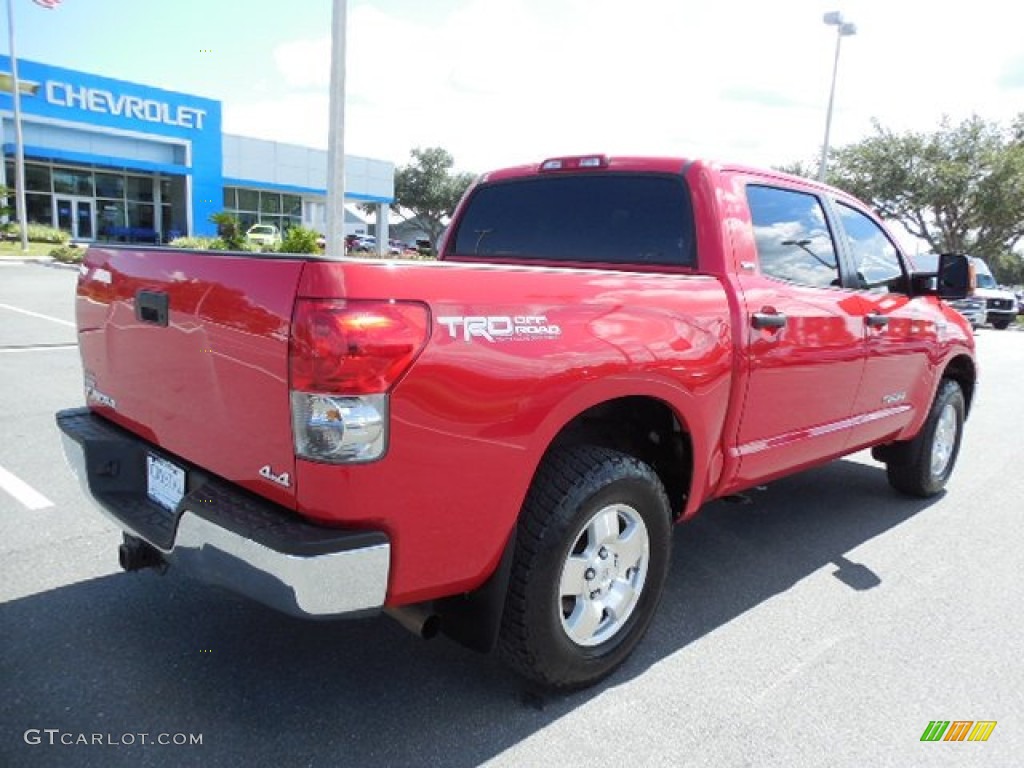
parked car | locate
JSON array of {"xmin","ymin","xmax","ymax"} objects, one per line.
[
  {"xmin": 969, "ymin": 257, "xmax": 1017, "ymax": 329},
  {"xmin": 244, "ymin": 224, "xmax": 281, "ymax": 248},
  {"xmin": 348, "ymin": 236, "xmax": 403, "ymax": 255},
  {"xmin": 315, "ymin": 234, "xmax": 350, "ymax": 252},
  {"xmin": 1016, "ymin": 289, "xmax": 1024, "ymax": 315},
  {"xmin": 950, "ymin": 296, "xmax": 986, "ymax": 329}
]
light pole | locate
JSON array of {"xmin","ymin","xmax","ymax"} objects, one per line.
[
  {"xmin": 325, "ymin": 0, "xmax": 347, "ymax": 258},
  {"xmin": 5, "ymin": 0, "xmax": 30, "ymax": 252},
  {"xmin": 818, "ymin": 11, "xmax": 856, "ymax": 183}
]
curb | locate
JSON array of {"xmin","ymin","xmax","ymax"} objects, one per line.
[{"xmin": 0, "ymin": 257, "xmax": 80, "ymax": 270}]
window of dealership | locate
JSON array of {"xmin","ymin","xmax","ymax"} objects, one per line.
[
  {"xmin": 8, "ymin": 159, "xmax": 188, "ymax": 241},
  {"xmin": 222, "ymin": 186, "xmax": 302, "ymax": 233}
]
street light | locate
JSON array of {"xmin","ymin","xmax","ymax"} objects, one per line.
[
  {"xmin": 325, "ymin": 0, "xmax": 347, "ymax": 257},
  {"xmin": 818, "ymin": 11, "xmax": 856, "ymax": 182}
]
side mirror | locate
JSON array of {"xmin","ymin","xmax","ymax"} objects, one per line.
[
  {"xmin": 907, "ymin": 252, "xmax": 969, "ymax": 298},
  {"xmin": 936, "ymin": 252, "xmax": 969, "ymax": 300}
]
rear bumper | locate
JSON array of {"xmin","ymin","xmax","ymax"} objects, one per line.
[{"xmin": 56, "ymin": 407, "xmax": 390, "ymax": 619}]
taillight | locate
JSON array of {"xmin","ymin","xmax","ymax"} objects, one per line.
[
  {"xmin": 289, "ymin": 299, "xmax": 429, "ymax": 463},
  {"xmin": 290, "ymin": 299, "xmax": 429, "ymax": 394}
]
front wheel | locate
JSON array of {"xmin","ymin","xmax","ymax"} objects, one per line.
[
  {"xmin": 498, "ymin": 445, "xmax": 672, "ymax": 690},
  {"xmin": 885, "ymin": 379, "xmax": 965, "ymax": 497}
]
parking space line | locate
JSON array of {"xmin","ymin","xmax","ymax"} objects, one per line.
[
  {"xmin": 0, "ymin": 465, "xmax": 54, "ymax": 510},
  {"xmin": 0, "ymin": 344, "xmax": 78, "ymax": 353},
  {"xmin": 0, "ymin": 302, "xmax": 75, "ymax": 327}
]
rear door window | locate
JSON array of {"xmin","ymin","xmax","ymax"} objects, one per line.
[{"xmin": 448, "ymin": 174, "xmax": 695, "ymax": 267}]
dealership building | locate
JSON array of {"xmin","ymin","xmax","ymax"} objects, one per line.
[{"xmin": 0, "ymin": 56, "xmax": 394, "ymax": 242}]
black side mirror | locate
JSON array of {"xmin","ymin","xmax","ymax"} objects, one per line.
[
  {"xmin": 936, "ymin": 252, "xmax": 969, "ymax": 300},
  {"xmin": 907, "ymin": 252, "xmax": 969, "ymax": 298}
]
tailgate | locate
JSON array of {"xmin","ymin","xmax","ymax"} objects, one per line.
[{"xmin": 76, "ymin": 246, "xmax": 308, "ymax": 510}]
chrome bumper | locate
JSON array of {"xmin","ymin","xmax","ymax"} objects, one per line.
[{"xmin": 56, "ymin": 408, "xmax": 390, "ymax": 619}]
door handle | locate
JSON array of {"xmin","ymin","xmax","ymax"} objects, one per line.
[
  {"xmin": 751, "ymin": 312, "xmax": 787, "ymax": 330},
  {"xmin": 865, "ymin": 313, "xmax": 889, "ymax": 328}
]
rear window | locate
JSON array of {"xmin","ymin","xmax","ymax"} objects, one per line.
[{"xmin": 448, "ymin": 174, "xmax": 695, "ymax": 267}]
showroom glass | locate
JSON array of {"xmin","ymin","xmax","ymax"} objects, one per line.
[
  {"xmin": 223, "ymin": 187, "xmax": 303, "ymax": 232},
  {"xmin": 25, "ymin": 164, "xmax": 50, "ymax": 192},
  {"xmin": 746, "ymin": 185, "xmax": 840, "ymax": 288},
  {"xmin": 261, "ymin": 193, "xmax": 281, "ymax": 214},
  {"xmin": 53, "ymin": 169, "xmax": 93, "ymax": 196},
  {"xmin": 25, "ymin": 194, "xmax": 52, "ymax": 224},
  {"xmin": 95, "ymin": 173, "xmax": 125, "ymax": 199},
  {"xmin": 126, "ymin": 176, "xmax": 154, "ymax": 202},
  {"xmin": 283, "ymin": 195, "xmax": 302, "ymax": 217},
  {"xmin": 836, "ymin": 203, "xmax": 905, "ymax": 291},
  {"xmin": 98, "ymin": 201, "xmax": 126, "ymax": 231},
  {"xmin": 237, "ymin": 189, "xmax": 259, "ymax": 211}
]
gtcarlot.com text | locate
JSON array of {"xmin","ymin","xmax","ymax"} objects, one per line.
[{"xmin": 24, "ymin": 729, "xmax": 203, "ymax": 747}]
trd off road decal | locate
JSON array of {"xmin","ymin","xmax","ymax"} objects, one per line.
[{"xmin": 438, "ymin": 315, "xmax": 561, "ymax": 342}]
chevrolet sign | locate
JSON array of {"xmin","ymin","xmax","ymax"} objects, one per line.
[{"xmin": 44, "ymin": 81, "xmax": 206, "ymax": 130}]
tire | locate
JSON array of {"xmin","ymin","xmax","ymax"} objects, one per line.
[
  {"xmin": 992, "ymin": 318, "xmax": 1010, "ymax": 330},
  {"xmin": 498, "ymin": 445, "xmax": 672, "ymax": 690},
  {"xmin": 885, "ymin": 379, "xmax": 965, "ymax": 497}
]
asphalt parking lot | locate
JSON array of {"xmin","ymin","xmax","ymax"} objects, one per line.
[{"xmin": 1, "ymin": 259, "xmax": 1022, "ymax": 767}]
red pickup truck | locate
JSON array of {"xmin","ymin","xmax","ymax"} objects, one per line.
[{"xmin": 58, "ymin": 155, "xmax": 976, "ymax": 690}]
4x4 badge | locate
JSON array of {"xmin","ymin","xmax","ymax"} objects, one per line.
[{"xmin": 259, "ymin": 465, "xmax": 291, "ymax": 488}]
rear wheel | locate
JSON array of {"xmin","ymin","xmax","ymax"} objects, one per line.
[
  {"xmin": 885, "ymin": 379, "xmax": 965, "ymax": 497},
  {"xmin": 498, "ymin": 445, "xmax": 672, "ymax": 690},
  {"xmin": 992, "ymin": 318, "xmax": 1011, "ymax": 330}
]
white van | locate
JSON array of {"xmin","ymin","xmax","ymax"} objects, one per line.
[{"xmin": 969, "ymin": 257, "xmax": 1017, "ymax": 330}]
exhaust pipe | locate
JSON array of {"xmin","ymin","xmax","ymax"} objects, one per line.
[
  {"xmin": 385, "ymin": 604, "xmax": 441, "ymax": 640},
  {"xmin": 118, "ymin": 535, "xmax": 164, "ymax": 572}
]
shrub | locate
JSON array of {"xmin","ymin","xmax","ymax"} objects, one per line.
[
  {"xmin": 3, "ymin": 222, "xmax": 70, "ymax": 244},
  {"xmin": 210, "ymin": 212, "xmax": 245, "ymax": 250},
  {"xmin": 168, "ymin": 236, "xmax": 220, "ymax": 250},
  {"xmin": 50, "ymin": 244, "xmax": 84, "ymax": 264},
  {"xmin": 206, "ymin": 238, "xmax": 257, "ymax": 251},
  {"xmin": 278, "ymin": 226, "xmax": 320, "ymax": 254}
]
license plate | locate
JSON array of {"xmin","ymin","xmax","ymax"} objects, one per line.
[{"xmin": 147, "ymin": 454, "xmax": 185, "ymax": 511}]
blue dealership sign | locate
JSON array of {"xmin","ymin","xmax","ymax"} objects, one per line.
[{"xmin": 0, "ymin": 56, "xmax": 223, "ymax": 235}]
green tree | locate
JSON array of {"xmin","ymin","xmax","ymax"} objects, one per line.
[
  {"xmin": 278, "ymin": 226, "xmax": 321, "ymax": 254},
  {"xmin": 825, "ymin": 114, "xmax": 1024, "ymax": 267},
  {"xmin": 389, "ymin": 147, "xmax": 475, "ymax": 247},
  {"xmin": 772, "ymin": 161, "xmax": 816, "ymax": 179},
  {"xmin": 210, "ymin": 211, "xmax": 245, "ymax": 250}
]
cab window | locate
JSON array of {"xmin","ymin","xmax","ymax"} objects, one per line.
[
  {"xmin": 449, "ymin": 174, "xmax": 695, "ymax": 267},
  {"xmin": 836, "ymin": 203, "xmax": 905, "ymax": 292},
  {"xmin": 746, "ymin": 185, "xmax": 840, "ymax": 288}
]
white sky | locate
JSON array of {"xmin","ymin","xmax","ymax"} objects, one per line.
[
  {"xmin": 224, "ymin": 0, "xmax": 1024, "ymax": 174},
  {"xmin": 13, "ymin": 0, "xmax": 1024, "ymax": 197}
]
